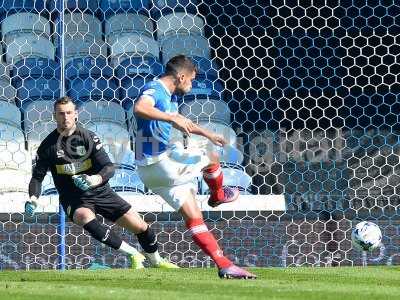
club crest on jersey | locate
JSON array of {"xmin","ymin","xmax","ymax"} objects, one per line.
[
  {"xmin": 56, "ymin": 149, "xmax": 65, "ymax": 158},
  {"xmin": 143, "ymin": 89, "xmax": 155, "ymax": 95},
  {"xmin": 76, "ymin": 146, "xmax": 86, "ymax": 156}
]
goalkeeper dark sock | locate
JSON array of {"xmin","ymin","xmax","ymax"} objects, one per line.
[
  {"xmin": 83, "ymin": 219, "xmax": 122, "ymax": 250},
  {"xmin": 186, "ymin": 218, "xmax": 232, "ymax": 269},
  {"xmin": 136, "ymin": 226, "xmax": 158, "ymax": 253}
]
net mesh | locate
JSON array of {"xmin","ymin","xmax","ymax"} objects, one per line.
[{"xmin": 0, "ymin": 0, "xmax": 399, "ymax": 269}]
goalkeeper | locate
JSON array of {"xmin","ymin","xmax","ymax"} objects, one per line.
[
  {"xmin": 133, "ymin": 55, "xmax": 257, "ymax": 279},
  {"xmin": 25, "ymin": 96, "xmax": 177, "ymax": 270}
]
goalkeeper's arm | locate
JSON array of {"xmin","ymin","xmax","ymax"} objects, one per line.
[
  {"xmin": 29, "ymin": 177, "xmax": 43, "ymax": 199},
  {"xmin": 29, "ymin": 148, "xmax": 48, "ymax": 199},
  {"xmin": 26, "ymin": 147, "xmax": 49, "ymax": 214},
  {"xmin": 72, "ymin": 133, "xmax": 116, "ymax": 191}
]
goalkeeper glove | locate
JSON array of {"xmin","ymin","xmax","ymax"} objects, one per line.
[
  {"xmin": 25, "ymin": 196, "xmax": 39, "ymax": 217},
  {"xmin": 72, "ymin": 174, "xmax": 102, "ymax": 191}
]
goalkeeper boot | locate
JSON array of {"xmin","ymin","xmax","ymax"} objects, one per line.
[
  {"xmin": 130, "ymin": 252, "xmax": 146, "ymax": 270},
  {"xmin": 153, "ymin": 258, "xmax": 180, "ymax": 269},
  {"xmin": 218, "ymin": 264, "xmax": 257, "ymax": 279},
  {"xmin": 144, "ymin": 252, "xmax": 180, "ymax": 269},
  {"xmin": 208, "ymin": 187, "xmax": 240, "ymax": 208}
]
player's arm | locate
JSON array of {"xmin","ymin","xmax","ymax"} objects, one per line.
[
  {"xmin": 26, "ymin": 147, "xmax": 49, "ymax": 216},
  {"xmin": 134, "ymin": 95, "xmax": 194, "ymax": 135},
  {"xmin": 72, "ymin": 132, "xmax": 115, "ymax": 191},
  {"xmin": 91, "ymin": 147, "xmax": 115, "ymax": 183},
  {"xmin": 187, "ymin": 123, "xmax": 227, "ymax": 147}
]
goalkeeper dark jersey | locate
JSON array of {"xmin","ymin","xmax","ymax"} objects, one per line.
[{"xmin": 29, "ymin": 126, "xmax": 115, "ymax": 199}]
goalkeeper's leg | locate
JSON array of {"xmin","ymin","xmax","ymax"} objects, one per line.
[
  {"xmin": 73, "ymin": 207, "xmax": 146, "ymax": 269},
  {"xmin": 116, "ymin": 209, "xmax": 178, "ymax": 269}
]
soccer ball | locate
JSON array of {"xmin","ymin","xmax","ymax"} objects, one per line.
[{"xmin": 351, "ymin": 221, "xmax": 382, "ymax": 251}]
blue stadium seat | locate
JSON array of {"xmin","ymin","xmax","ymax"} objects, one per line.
[
  {"xmin": 47, "ymin": 0, "xmax": 100, "ymax": 15},
  {"xmin": 78, "ymin": 100, "xmax": 126, "ymax": 126},
  {"xmin": 12, "ymin": 58, "xmax": 60, "ymax": 79},
  {"xmin": 67, "ymin": 76, "xmax": 118, "ymax": 103},
  {"xmin": 119, "ymin": 75, "xmax": 152, "ymax": 107},
  {"xmin": 109, "ymin": 167, "xmax": 145, "ymax": 194},
  {"xmin": 183, "ymin": 76, "xmax": 224, "ymax": 100},
  {"xmin": 13, "ymin": 77, "xmax": 60, "ymax": 106},
  {"xmin": 0, "ymin": 64, "xmax": 16, "ymax": 103},
  {"xmin": 0, "ymin": 0, "xmax": 46, "ymax": 20},
  {"xmin": 115, "ymin": 56, "xmax": 163, "ymax": 79},
  {"xmin": 0, "ymin": 122, "xmax": 31, "ymax": 174},
  {"xmin": 63, "ymin": 35, "xmax": 107, "ymax": 64},
  {"xmin": 0, "ymin": 78, "xmax": 16, "ymax": 103},
  {"xmin": 150, "ymin": 0, "xmax": 199, "ymax": 20},
  {"xmin": 63, "ymin": 12, "xmax": 103, "ymax": 39},
  {"xmin": 108, "ymin": 32, "xmax": 159, "ymax": 67},
  {"xmin": 161, "ymin": 34, "xmax": 210, "ymax": 63},
  {"xmin": 100, "ymin": 0, "xmax": 151, "ymax": 18},
  {"xmin": 1, "ymin": 12, "xmax": 51, "ymax": 40},
  {"xmin": 191, "ymin": 56, "xmax": 218, "ymax": 80},
  {"xmin": 0, "ymin": 122, "xmax": 31, "ymax": 194},
  {"xmin": 5, "ymin": 33, "xmax": 55, "ymax": 64},
  {"xmin": 115, "ymin": 57, "xmax": 162, "ymax": 104},
  {"xmin": 104, "ymin": 13, "xmax": 154, "ymax": 38},
  {"xmin": 65, "ymin": 56, "xmax": 112, "ymax": 80},
  {"xmin": 156, "ymin": 12, "xmax": 204, "ymax": 41},
  {"xmin": 23, "ymin": 100, "xmax": 54, "ymax": 133},
  {"xmin": 179, "ymin": 96, "xmax": 231, "ymax": 125},
  {"xmin": 26, "ymin": 121, "xmax": 56, "ymax": 159},
  {"xmin": 0, "ymin": 101, "xmax": 21, "ymax": 128},
  {"xmin": 0, "ymin": 63, "xmax": 10, "ymax": 78}
]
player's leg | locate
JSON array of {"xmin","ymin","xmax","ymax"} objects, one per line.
[
  {"xmin": 94, "ymin": 191, "xmax": 177, "ymax": 268},
  {"xmin": 72, "ymin": 205, "xmax": 144, "ymax": 269},
  {"xmin": 137, "ymin": 151, "xmax": 255, "ymax": 277},
  {"xmin": 201, "ymin": 150, "xmax": 240, "ymax": 207},
  {"xmin": 115, "ymin": 209, "xmax": 178, "ymax": 268},
  {"xmin": 178, "ymin": 190, "xmax": 257, "ymax": 279}
]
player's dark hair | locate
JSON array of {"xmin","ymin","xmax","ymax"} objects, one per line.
[
  {"xmin": 54, "ymin": 96, "xmax": 76, "ymax": 111},
  {"xmin": 165, "ymin": 55, "xmax": 198, "ymax": 77}
]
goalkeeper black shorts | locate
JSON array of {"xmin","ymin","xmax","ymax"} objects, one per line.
[{"xmin": 59, "ymin": 187, "xmax": 132, "ymax": 222}]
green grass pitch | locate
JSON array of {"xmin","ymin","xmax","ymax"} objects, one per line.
[{"xmin": 0, "ymin": 267, "xmax": 399, "ymax": 300}]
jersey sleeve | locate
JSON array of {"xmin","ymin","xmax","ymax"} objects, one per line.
[
  {"xmin": 86, "ymin": 131, "xmax": 104, "ymax": 155},
  {"xmin": 29, "ymin": 145, "xmax": 50, "ymax": 198},
  {"xmin": 137, "ymin": 86, "xmax": 157, "ymax": 106},
  {"xmin": 85, "ymin": 131, "xmax": 111, "ymax": 163},
  {"xmin": 31, "ymin": 145, "xmax": 50, "ymax": 182},
  {"xmin": 86, "ymin": 131, "xmax": 115, "ymax": 181}
]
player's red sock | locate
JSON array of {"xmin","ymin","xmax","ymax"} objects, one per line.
[
  {"xmin": 203, "ymin": 163, "xmax": 224, "ymax": 201},
  {"xmin": 186, "ymin": 218, "xmax": 232, "ymax": 269}
]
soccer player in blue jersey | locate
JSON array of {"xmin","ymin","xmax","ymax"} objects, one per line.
[{"xmin": 133, "ymin": 55, "xmax": 257, "ymax": 279}]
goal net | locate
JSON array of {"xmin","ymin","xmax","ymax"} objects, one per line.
[{"xmin": 0, "ymin": 0, "xmax": 399, "ymax": 270}]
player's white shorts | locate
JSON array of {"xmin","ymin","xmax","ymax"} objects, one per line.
[{"xmin": 136, "ymin": 146, "xmax": 211, "ymax": 211}]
